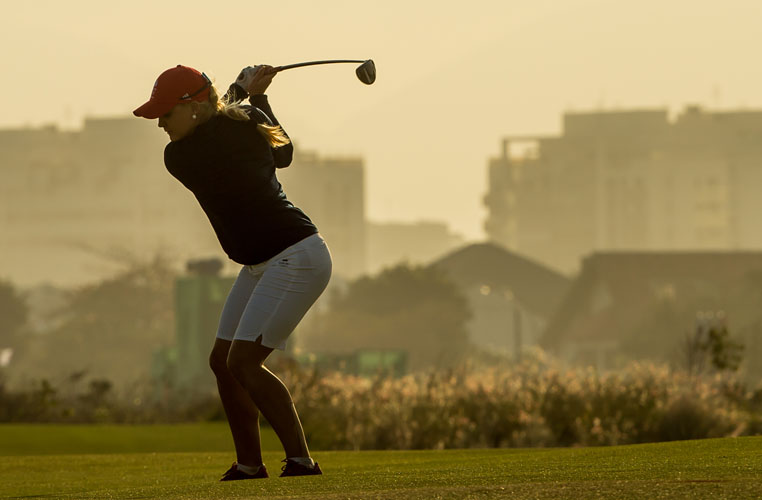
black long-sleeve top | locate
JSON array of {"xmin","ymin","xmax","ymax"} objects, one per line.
[{"xmin": 163, "ymin": 88, "xmax": 317, "ymax": 265}]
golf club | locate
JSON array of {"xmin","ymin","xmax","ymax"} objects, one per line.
[{"xmin": 274, "ymin": 59, "xmax": 376, "ymax": 85}]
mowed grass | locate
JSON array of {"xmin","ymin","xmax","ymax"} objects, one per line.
[
  {"xmin": 0, "ymin": 423, "xmax": 281, "ymax": 456},
  {"xmin": 0, "ymin": 425, "xmax": 760, "ymax": 499}
]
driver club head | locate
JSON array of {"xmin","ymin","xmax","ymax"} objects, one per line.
[{"xmin": 356, "ymin": 59, "xmax": 376, "ymax": 85}]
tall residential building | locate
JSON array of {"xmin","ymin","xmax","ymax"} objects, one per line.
[
  {"xmin": 0, "ymin": 118, "xmax": 368, "ymax": 285},
  {"xmin": 0, "ymin": 118, "xmax": 220, "ymax": 286},
  {"xmin": 277, "ymin": 149, "xmax": 367, "ymax": 279},
  {"xmin": 484, "ymin": 106, "xmax": 762, "ymax": 273}
]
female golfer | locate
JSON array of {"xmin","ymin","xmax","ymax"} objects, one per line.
[{"xmin": 134, "ymin": 64, "xmax": 331, "ymax": 480}]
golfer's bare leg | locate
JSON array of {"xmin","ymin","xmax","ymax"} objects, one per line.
[
  {"xmin": 209, "ymin": 338, "xmax": 263, "ymax": 466},
  {"xmin": 227, "ymin": 337, "xmax": 310, "ymax": 459}
]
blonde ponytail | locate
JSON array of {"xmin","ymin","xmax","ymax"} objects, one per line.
[
  {"xmin": 256, "ymin": 123, "xmax": 291, "ymax": 148},
  {"xmin": 206, "ymin": 84, "xmax": 291, "ymax": 148}
]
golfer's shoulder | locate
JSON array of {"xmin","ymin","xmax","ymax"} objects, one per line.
[
  {"xmin": 213, "ymin": 113, "xmax": 247, "ymax": 135},
  {"xmin": 163, "ymin": 139, "xmax": 197, "ymax": 172},
  {"xmin": 213, "ymin": 115, "xmax": 266, "ymax": 151}
]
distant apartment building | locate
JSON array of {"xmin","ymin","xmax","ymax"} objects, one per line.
[
  {"xmin": 484, "ymin": 106, "xmax": 762, "ymax": 273},
  {"xmin": 0, "ymin": 117, "xmax": 368, "ymax": 285},
  {"xmin": 0, "ymin": 118, "xmax": 220, "ymax": 286},
  {"xmin": 366, "ymin": 221, "xmax": 464, "ymax": 274}
]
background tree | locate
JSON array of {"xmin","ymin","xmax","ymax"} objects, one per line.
[
  {"xmin": 0, "ymin": 280, "xmax": 28, "ymax": 351},
  {"xmin": 303, "ymin": 263, "xmax": 473, "ymax": 370},
  {"xmin": 680, "ymin": 321, "xmax": 744, "ymax": 376},
  {"xmin": 732, "ymin": 270, "xmax": 762, "ymax": 384},
  {"xmin": 12, "ymin": 256, "xmax": 176, "ymax": 387},
  {"xmin": 619, "ymin": 286, "xmax": 751, "ymax": 381}
]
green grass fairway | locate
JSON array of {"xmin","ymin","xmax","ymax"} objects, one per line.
[
  {"xmin": 0, "ymin": 423, "xmax": 281, "ymax": 455},
  {"xmin": 0, "ymin": 427, "xmax": 760, "ymax": 499}
]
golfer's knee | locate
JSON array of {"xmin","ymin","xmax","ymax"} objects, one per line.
[
  {"xmin": 209, "ymin": 348, "xmax": 229, "ymax": 377},
  {"xmin": 226, "ymin": 351, "xmax": 249, "ymax": 382},
  {"xmin": 226, "ymin": 350, "xmax": 260, "ymax": 383}
]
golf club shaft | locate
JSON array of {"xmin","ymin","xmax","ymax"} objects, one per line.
[{"xmin": 274, "ymin": 60, "xmax": 366, "ymax": 72}]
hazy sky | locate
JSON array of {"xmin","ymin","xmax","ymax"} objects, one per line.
[{"xmin": 2, "ymin": 0, "xmax": 762, "ymax": 240}]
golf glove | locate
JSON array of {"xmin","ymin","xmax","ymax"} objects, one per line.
[{"xmin": 235, "ymin": 66, "xmax": 261, "ymax": 93}]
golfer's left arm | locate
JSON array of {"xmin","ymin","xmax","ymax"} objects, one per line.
[
  {"xmin": 228, "ymin": 66, "xmax": 293, "ymax": 168},
  {"xmin": 249, "ymin": 94, "xmax": 293, "ymax": 168}
]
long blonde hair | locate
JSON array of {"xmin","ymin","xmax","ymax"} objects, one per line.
[{"xmin": 203, "ymin": 84, "xmax": 291, "ymax": 148}]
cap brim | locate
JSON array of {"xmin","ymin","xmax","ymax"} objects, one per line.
[{"xmin": 133, "ymin": 99, "xmax": 177, "ymax": 119}]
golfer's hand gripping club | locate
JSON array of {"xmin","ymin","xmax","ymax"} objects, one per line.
[{"xmin": 236, "ymin": 65, "xmax": 276, "ymax": 95}]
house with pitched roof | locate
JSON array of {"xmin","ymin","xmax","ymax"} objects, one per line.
[{"xmin": 433, "ymin": 243, "xmax": 571, "ymax": 358}]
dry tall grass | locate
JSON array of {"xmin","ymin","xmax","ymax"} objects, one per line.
[
  {"xmin": 280, "ymin": 350, "xmax": 761, "ymax": 450},
  {"xmin": 3, "ymin": 349, "xmax": 760, "ymax": 450}
]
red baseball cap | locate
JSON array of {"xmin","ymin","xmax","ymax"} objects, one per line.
[{"xmin": 133, "ymin": 65, "xmax": 211, "ymax": 119}]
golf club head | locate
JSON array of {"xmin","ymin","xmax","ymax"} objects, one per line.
[{"xmin": 356, "ymin": 59, "xmax": 376, "ymax": 85}]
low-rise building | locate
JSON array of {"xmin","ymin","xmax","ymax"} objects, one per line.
[
  {"xmin": 541, "ymin": 251, "xmax": 762, "ymax": 378},
  {"xmin": 433, "ymin": 243, "xmax": 571, "ymax": 357}
]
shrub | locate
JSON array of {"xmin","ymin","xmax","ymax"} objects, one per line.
[
  {"xmin": 2, "ymin": 351, "xmax": 759, "ymax": 450},
  {"xmin": 284, "ymin": 354, "xmax": 760, "ymax": 450}
]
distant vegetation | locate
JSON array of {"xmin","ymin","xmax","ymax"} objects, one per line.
[
  {"xmin": 2, "ymin": 349, "xmax": 760, "ymax": 449},
  {"xmin": 617, "ymin": 274, "xmax": 762, "ymax": 384},
  {"xmin": 0, "ymin": 279, "xmax": 28, "ymax": 353},
  {"xmin": 7, "ymin": 257, "xmax": 176, "ymax": 388},
  {"xmin": 286, "ymin": 351, "xmax": 762, "ymax": 450},
  {"xmin": 1, "ymin": 259, "xmax": 760, "ymax": 448},
  {"xmin": 300, "ymin": 263, "xmax": 473, "ymax": 370}
]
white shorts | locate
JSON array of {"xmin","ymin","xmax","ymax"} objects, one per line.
[{"xmin": 216, "ymin": 233, "xmax": 332, "ymax": 350}]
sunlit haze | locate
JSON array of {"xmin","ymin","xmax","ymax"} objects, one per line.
[
  {"xmin": 4, "ymin": 3, "xmax": 762, "ymax": 466},
  {"xmin": 2, "ymin": 0, "xmax": 762, "ymax": 239}
]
